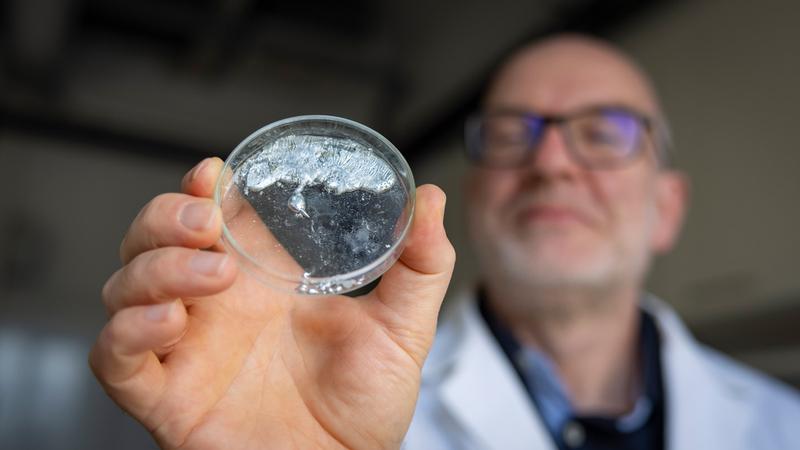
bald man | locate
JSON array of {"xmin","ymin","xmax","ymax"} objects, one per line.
[
  {"xmin": 90, "ymin": 35, "xmax": 799, "ymax": 450},
  {"xmin": 404, "ymin": 35, "xmax": 800, "ymax": 449}
]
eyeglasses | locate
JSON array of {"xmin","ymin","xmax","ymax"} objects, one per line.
[{"xmin": 464, "ymin": 106, "xmax": 665, "ymax": 169}]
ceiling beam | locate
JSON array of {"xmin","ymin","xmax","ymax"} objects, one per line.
[{"xmin": 1, "ymin": 0, "xmax": 676, "ymax": 168}]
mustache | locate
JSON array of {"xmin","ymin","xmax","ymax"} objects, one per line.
[{"xmin": 507, "ymin": 191, "xmax": 601, "ymax": 225}]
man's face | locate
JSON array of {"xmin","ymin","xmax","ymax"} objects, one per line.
[{"xmin": 467, "ymin": 41, "xmax": 686, "ymax": 291}]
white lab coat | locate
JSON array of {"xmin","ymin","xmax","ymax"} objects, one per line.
[{"xmin": 404, "ymin": 291, "xmax": 800, "ymax": 449}]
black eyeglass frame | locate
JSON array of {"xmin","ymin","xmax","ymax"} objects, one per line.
[{"xmin": 464, "ymin": 105, "xmax": 670, "ymax": 170}]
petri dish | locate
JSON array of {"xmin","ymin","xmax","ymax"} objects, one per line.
[{"xmin": 214, "ymin": 115, "xmax": 415, "ymax": 295}]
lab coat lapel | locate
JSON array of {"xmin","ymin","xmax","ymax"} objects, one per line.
[
  {"xmin": 437, "ymin": 298, "xmax": 556, "ymax": 450},
  {"xmin": 644, "ymin": 296, "xmax": 753, "ymax": 450}
]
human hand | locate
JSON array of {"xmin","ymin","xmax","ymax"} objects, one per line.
[{"xmin": 89, "ymin": 157, "xmax": 455, "ymax": 449}]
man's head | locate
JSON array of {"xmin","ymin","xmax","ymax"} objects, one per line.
[{"xmin": 466, "ymin": 34, "xmax": 687, "ymax": 300}]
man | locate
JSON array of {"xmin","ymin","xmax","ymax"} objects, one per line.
[
  {"xmin": 90, "ymin": 34, "xmax": 799, "ymax": 449},
  {"xmin": 403, "ymin": 35, "xmax": 800, "ymax": 449}
]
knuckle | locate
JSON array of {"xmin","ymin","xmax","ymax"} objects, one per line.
[
  {"xmin": 87, "ymin": 344, "xmax": 103, "ymax": 378},
  {"xmin": 100, "ymin": 319, "xmax": 132, "ymax": 361},
  {"xmin": 445, "ymin": 244, "xmax": 457, "ymax": 267},
  {"xmin": 98, "ymin": 318, "xmax": 123, "ymax": 351},
  {"xmin": 141, "ymin": 194, "xmax": 174, "ymax": 234},
  {"xmin": 137, "ymin": 193, "xmax": 191, "ymax": 252},
  {"xmin": 101, "ymin": 271, "xmax": 120, "ymax": 311},
  {"xmin": 122, "ymin": 252, "xmax": 156, "ymax": 301},
  {"xmin": 120, "ymin": 195, "xmax": 169, "ymax": 261},
  {"xmin": 118, "ymin": 231, "xmax": 130, "ymax": 262},
  {"xmin": 138, "ymin": 255, "xmax": 162, "ymax": 294},
  {"xmin": 144, "ymin": 250, "xmax": 172, "ymax": 277},
  {"xmin": 134, "ymin": 250, "xmax": 178, "ymax": 301}
]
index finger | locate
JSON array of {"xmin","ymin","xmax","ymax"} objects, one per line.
[{"xmin": 181, "ymin": 157, "xmax": 225, "ymax": 198}]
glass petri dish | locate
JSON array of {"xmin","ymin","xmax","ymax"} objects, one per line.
[{"xmin": 215, "ymin": 115, "xmax": 415, "ymax": 295}]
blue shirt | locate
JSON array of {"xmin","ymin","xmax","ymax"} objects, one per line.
[{"xmin": 478, "ymin": 292, "xmax": 665, "ymax": 450}]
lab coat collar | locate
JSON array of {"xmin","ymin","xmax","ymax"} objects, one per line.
[
  {"xmin": 427, "ymin": 291, "xmax": 755, "ymax": 450},
  {"xmin": 641, "ymin": 295, "xmax": 754, "ymax": 450},
  {"xmin": 431, "ymin": 292, "xmax": 556, "ymax": 450}
]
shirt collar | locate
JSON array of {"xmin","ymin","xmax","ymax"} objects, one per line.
[{"xmin": 477, "ymin": 290, "xmax": 664, "ymax": 439}]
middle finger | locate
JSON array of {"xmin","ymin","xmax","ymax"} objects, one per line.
[{"xmin": 103, "ymin": 247, "xmax": 236, "ymax": 317}]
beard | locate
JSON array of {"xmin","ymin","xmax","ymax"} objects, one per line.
[
  {"xmin": 472, "ymin": 217, "xmax": 654, "ymax": 300},
  {"xmin": 472, "ymin": 232, "xmax": 651, "ymax": 322}
]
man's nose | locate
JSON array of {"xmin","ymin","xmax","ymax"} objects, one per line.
[{"xmin": 526, "ymin": 125, "xmax": 579, "ymax": 177}]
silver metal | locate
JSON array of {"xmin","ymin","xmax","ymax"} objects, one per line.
[{"xmin": 215, "ymin": 115, "xmax": 415, "ymax": 296}]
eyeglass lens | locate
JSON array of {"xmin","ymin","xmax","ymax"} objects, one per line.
[{"xmin": 475, "ymin": 109, "xmax": 644, "ymax": 168}]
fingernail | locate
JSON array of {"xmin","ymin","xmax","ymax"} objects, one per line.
[
  {"xmin": 180, "ymin": 202, "xmax": 215, "ymax": 231},
  {"xmin": 145, "ymin": 302, "xmax": 173, "ymax": 322},
  {"xmin": 189, "ymin": 252, "xmax": 228, "ymax": 276}
]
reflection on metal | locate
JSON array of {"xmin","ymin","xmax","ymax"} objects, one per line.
[{"xmin": 241, "ymin": 134, "xmax": 395, "ymax": 195}]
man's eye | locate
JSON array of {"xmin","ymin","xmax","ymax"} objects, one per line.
[
  {"xmin": 486, "ymin": 132, "xmax": 525, "ymax": 145},
  {"xmin": 584, "ymin": 128, "xmax": 622, "ymax": 145},
  {"xmin": 484, "ymin": 127, "xmax": 527, "ymax": 145}
]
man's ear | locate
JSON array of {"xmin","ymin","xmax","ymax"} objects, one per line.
[{"xmin": 651, "ymin": 170, "xmax": 690, "ymax": 254}]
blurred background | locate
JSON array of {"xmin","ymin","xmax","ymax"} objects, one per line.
[{"xmin": 1, "ymin": 0, "xmax": 799, "ymax": 448}]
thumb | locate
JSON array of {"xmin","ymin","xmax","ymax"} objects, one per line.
[{"xmin": 366, "ymin": 184, "xmax": 456, "ymax": 366}]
